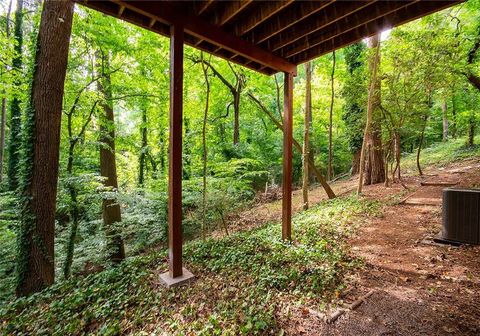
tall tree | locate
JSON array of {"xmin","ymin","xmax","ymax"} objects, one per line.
[
  {"xmin": 363, "ymin": 35, "xmax": 385, "ymax": 186},
  {"xmin": 96, "ymin": 50, "xmax": 125, "ymax": 263},
  {"xmin": 442, "ymin": 97, "xmax": 448, "ymax": 141},
  {"xmin": 16, "ymin": 0, "xmax": 74, "ymax": 297},
  {"xmin": 328, "ymin": 51, "xmax": 336, "ymax": 180},
  {"xmin": 302, "ymin": 61, "xmax": 312, "ymax": 210},
  {"xmin": 138, "ymin": 100, "xmax": 149, "ymax": 187},
  {"xmin": 358, "ymin": 34, "xmax": 383, "ymax": 193},
  {"xmin": 200, "ymin": 53, "xmax": 210, "ymax": 239},
  {"xmin": 0, "ymin": 0, "xmax": 12, "ymax": 183},
  {"xmin": 7, "ymin": 0, "xmax": 24, "ymax": 190}
]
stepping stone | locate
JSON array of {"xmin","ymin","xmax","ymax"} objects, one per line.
[
  {"xmin": 420, "ymin": 181, "xmax": 458, "ymax": 186},
  {"xmin": 403, "ymin": 197, "xmax": 442, "ymax": 206}
]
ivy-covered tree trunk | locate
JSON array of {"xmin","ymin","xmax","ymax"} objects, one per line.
[
  {"xmin": 96, "ymin": 50, "xmax": 125, "ymax": 263},
  {"xmin": 363, "ymin": 34, "xmax": 385, "ymax": 186},
  {"xmin": 16, "ymin": 0, "xmax": 74, "ymax": 297},
  {"xmin": 63, "ymin": 140, "xmax": 79, "ymax": 279},
  {"xmin": 7, "ymin": 0, "xmax": 24, "ymax": 190}
]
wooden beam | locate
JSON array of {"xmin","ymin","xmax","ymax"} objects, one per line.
[
  {"xmin": 233, "ymin": 0, "xmax": 294, "ymax": 36},
  {"xmin": 168, "ymin": 24, "xmax": 184, "ymax": 278},
  {"xmin": 282, "ymin": 72, "xmax": 293, "ymax": 241},
  {"xmin": 291, "ymin": 0, "xmax": 463, "ymax": 64},
  {"xmin": 282, "ymin": 0, "xmax": 415, "ymax": 58},
  {"xmin": 111, "ymin": 0, "xmax": 297, "ymax": 74},
  {"xmin": 267, "ymin": 0, "xmax": 374, "ymax": 52},
  {"xmin": 196, "ymin": 0, "xmax": 215, "ymax": 15},
  {"xmin": 212, "ymin": 0, "xmax": 253, "ymax": 26},
  {"xmin": 245, "ymin": 1, "xmax": 335, "ymax": 45},
  {"xmin": 194, "ymin": 0, "xmax": 253, "ymax": 50}
]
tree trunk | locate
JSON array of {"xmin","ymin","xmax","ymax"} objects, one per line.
[
  {"xmin": 0, "ymin": 0, "xmax": 13, "ymax": 183},
  {"xmin": 351, "ymin": 149, "xmax": 361, "ymax": 175},
  {"xmin": 468, "ymin": 113, "xmax": 475, "ymax": 146},
  {"xmin": 358, "ymin": 34, "xmax": 383, "ymax": 193},
  {"xmin": 201, "ymin": 53, "xmax": 210, "ymax": 239},
  {"xmin": 417, "ymin": 116, "xmax": 427, "ymax": 176},
  {"xmin": 16, "ymin": 0, "xmax": 74, "ymax": 297},
  {"xmin": 7, "ymin": 0, "xmax": 24, "ymax": 191},
  {"xmin": 391, "ymin": 131, "xmax": 401, "ymax": 181},
  {"xmin": 233, "ymin": 91, "xmax": 240, "ymax": 145},
  {"xmin": 328, "ymin": 51, "xmax": 335, "ymax": 181},
  {"xmin": 96, "ymin": 50, "xmax": 125, "ymax": 263},
  {"xmin": 63, "ymin": 140, "xmax": 79, "ymax": 279},
  {"xmin": 138, "ymin": 106, "xmax": 147, "ymax": 187},
  {"xmin": 451, "ymin": 94, "xmax": 457, "ymax": 138},
  {"xmin": 159, "ymin": 126, "xmax": 166, "ymax": 173},
  {"xmin": 302, "ymin": 61, "xmax": 312, "ymax": 210},
  {"xmin": 442, "ymin": 97, "xmax": 448, "ymax": 142}
]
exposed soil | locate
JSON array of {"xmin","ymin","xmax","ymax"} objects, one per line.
[
  {"xmin": 274, "ymin": 159, "xmax": 480, "ymax": 335},
  {"xmin": 205, "ymin": 159, "xmax": 480, "ymax": 335}
]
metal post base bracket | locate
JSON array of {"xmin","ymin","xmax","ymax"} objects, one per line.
[{"xmin": 160, "ymin": 268, "xmax": 195, "ymax": 288}]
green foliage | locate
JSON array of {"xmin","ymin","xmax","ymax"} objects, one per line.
[
  {"xmin": 0, "ymin": 192, "xmax": 17, "ymax": 302},
  {"xmin": 1, "ymin": 196, "xmax": 380, "ymax": 334},
  {"xmin": 342, "ymin": 43, "xmax": 367, "ymax": 154},
  {"xmin": 7, "ymin": 0, "xmax": 24, "ymax": 191},
  {"xmin": 403, "ymin": 135, "xmax": 480, "ymax": 172}
]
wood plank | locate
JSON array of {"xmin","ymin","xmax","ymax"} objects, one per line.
[
  {"xmin": 212, "ymin": 0, "xmax": 253, "ymax": 26},
  {"xmin": 110, "ymin": 0, "xmax": 297, "ymax": 74},
  {"xmin": 267, "ymin": 0, "xmax": 374, "ymax": 52},
  {"xmin": 282, "ymin": 72, "xmax": 293, "ymax": 241},
  {"xmin": 245, "ymin": 0, "xmax": 335, "ymax": 45},
  {"xmin": 233, "ymin": 0, "xmax": 294, "ymax": 36},
  {"xmin": 194, "ymin": 0, "xmax": 253, "ymax": 49},
  {"xmin": 282, "ymin": 0, "xmax": 415, "ymax": 58},
  {"xmin": 420, "ymin": 181, "xmax": 458, "ymax": 186},
  {"xmin": 290, "ymin": 0, "xmax": 463, "ymax": 64},
  {"xmin": 196, "ymin": 0, "xmax": 215, "ymax": 15},
  {"xmin": 168, "ymin": 24, "xmax": 184, "ymax": 278}
]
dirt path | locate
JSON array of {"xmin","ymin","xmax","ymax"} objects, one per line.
[{"xmin": 283, "ymin": 159, "xmax": 480, "ymax": 335}]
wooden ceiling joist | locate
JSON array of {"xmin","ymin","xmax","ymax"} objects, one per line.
[
  {"xmin": 194, "ymin": 0, "xmax": 253, "ymax": 49},
  {"xmin": 233, "ymin": 0, "xmax": 294, "ymax": 37},
  {"xmin": 245, "ymin": 0, "xmax": 335, "ymax": 45},
  {"xmin": 290, "ymin": 0, "xmax": 463, "ymax": 64},
  {"xmin": 195, "ymin": 0, "xmax": 215, "ymax": 16},
  {"xmin": 211, "ymin": 0, "xmax": 253, "ymax": 26},
  {"xmin": 265, "ymin": 0, "xmax": 374, "ymax": 53},
  {"xmin": 76, "ymin": 0, "xmax": 463, "ymax": 76},
  {"xmin": 281, "ymin": 0, "xmax": 416, "ymax": 59}
]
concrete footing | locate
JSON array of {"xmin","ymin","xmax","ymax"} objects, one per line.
[{"xmin": 159, "ymin": 268, "xmax": 195, "ymax": 288}]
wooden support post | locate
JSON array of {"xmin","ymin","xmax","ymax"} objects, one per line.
[
  {"xmin": 169, "ymin": 23, "xmax": 184, "ymax": 278},
  {"xmin": 161, "ymin": 23, "xmax": 194, "ymax": 287},
  {"xmin": 282, "ymin": 72, "xmax": 293, "ymax": 240}
]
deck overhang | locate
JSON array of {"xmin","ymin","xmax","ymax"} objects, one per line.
[{"xmin": 76, "ymin": 0, "xmax": 462, "ymax": 75}]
